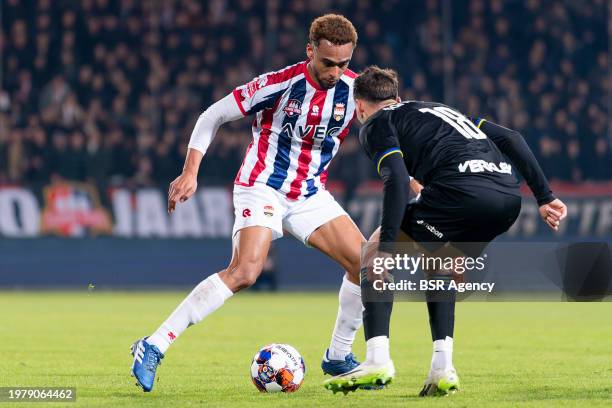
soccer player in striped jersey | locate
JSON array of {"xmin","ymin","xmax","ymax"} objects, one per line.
[{"xmin": 130, "ymin": 14, "xmax": 367, "ymax": 392}]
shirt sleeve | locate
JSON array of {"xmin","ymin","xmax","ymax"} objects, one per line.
[
  {"xmin": 473, "ymin": 117, "xmax": 556, "ymax": 205},
  {"xmin": 378, "ymin": 153, "xmax": 411, "ymax": 243},
  {"xmin": 359, "ymin": 115, "xmax": 404, "ymax": 175},
  {"xmin": 359, "ymin": 115, "xmax": 410, "ymax": 243},
  {"xmin": 232, "ymin": 71, "xmax": 290, "ymax": 116},
  {"xmin": 187, "ymin": 93, "xmax": 243, "ymax": 155}
]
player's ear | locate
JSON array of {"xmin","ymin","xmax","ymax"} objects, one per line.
[
  {"xmin": 306, "ymin": 43, "xmax": 314, "ymax": 60},
  {"xmin": 355, "ymin": 99, "xmax": 366, "ymax": 123},
  {"xmin": 395, "ymin": 96, "xmax": 401, "ymax": 103}
]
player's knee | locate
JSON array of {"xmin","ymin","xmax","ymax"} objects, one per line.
[
  {"xmin": 345, "ymin": 257, "xmax": 361, "ymax": 281},
  {"xmin": 229, "ymin": 261, "xmax": 262, "ymax": 289},
  {"xmin": 368, "ymin": 227, "xmax": 381, "ymax": 243}
]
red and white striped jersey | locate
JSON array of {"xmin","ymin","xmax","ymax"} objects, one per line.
[{"xmin": 232, "ymin": 60, "xmax": 356, "ymax": 200}]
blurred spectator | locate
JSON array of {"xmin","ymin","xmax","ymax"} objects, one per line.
[{"xmin": 0, "ymin": 0, "xmax": 609, "ymax": 190}]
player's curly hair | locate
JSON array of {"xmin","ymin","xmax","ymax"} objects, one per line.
[
  {"xmin": 354, "ymin": 66, "xmax": 399, "ymax": 102},
  {"xmin": 309, "ymin": 14, "xmax": 358, "ymax": 47}
]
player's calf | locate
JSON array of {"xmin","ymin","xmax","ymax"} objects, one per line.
[{"xmin": 139, "ymin": 272, "xmax": 234, "ymax": 372}]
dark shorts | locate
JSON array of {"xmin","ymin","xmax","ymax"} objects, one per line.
[{"xmin": 400, "ymin": 182, "xmax": 522, "ymax": 256}]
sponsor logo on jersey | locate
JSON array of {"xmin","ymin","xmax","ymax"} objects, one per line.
[
  {"xmin": 416, "ymin": 219, "xmax": 444, "ymax": 239},
  {"xmin": 283, "ymin": 99, "xmax": 302, "ymax": 117},
  {"xmin": 244, "ymin": 76, "xmax": 268, "ymax": 98},
  {"xmin": 264, "ymin": 205, "xmax": 274, "ymax": 217},
  {"xmin": 458, "ymin": 160, "xmax": 512, "ymax": 174},
  {"xmin": 333, "ymin": 102, "xmax": 346, "ymax": 121},
  {"xmin": 280, "ymin": 123, "xmax": 340, "ymax": 139},
  {"xmin": 310, "ymin": 105, "xmax": 320, "ymax": 116}
]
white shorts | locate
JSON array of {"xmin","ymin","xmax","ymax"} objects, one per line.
[{"xmin": 232, "ymin": 183, "xmax": 348, "ymax": 246}]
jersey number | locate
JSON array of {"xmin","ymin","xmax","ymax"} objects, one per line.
[{"xmin": 418, "ymin": 106, "xmax": 486, "ymax": 140}]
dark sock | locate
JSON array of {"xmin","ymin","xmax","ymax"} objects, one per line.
[
  {"xmin": 363, "ymin": 300, "xmax": 393, "ymax": 340},
  {"xmin": 361, "ymin": 267, "xmax": 394, "ymax": 341},
  {"xmin": 426, "ymin": 277, "xmax": 456, "ymax": 341}
]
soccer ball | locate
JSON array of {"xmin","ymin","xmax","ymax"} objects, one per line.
[{"xmin": 250, "ymin": 343, "xmax": 305, "ymax": 393}]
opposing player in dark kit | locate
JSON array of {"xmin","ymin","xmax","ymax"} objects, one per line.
[{"xmin": 324, "ymin": 66, "xmax": 567, "ymax": 395}]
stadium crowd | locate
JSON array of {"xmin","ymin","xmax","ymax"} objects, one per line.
[{"xmin": 1, "ymin": 0, "xmax": 610, "ymax": 191}]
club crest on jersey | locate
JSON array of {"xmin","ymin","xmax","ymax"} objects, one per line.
[
  {"xmin": 283, "ymin": 99, "xmax": 302, "ymax": 117},
  {"xmin": 263, "ymin": 205, "xmax": 274, "ymax": 217},
  {"xmin": 333, "ymin": 103, "xmax": 346, "ymax": 121}
]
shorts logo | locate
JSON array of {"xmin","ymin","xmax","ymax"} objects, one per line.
[
  {"xmin": 333, "ymin": 102, "xmax": 346, "ymax": 121},
  {"xmin": 283, "ymin": 99, "xmax": 302, "ymax": 117},
  {"xmin": 263, "ymin": 205, "xmax": 274, "ymax": 217},
  {"xmin": 242, "ymin": 208, "xmax": 252, "ymax": 218},
  {"xmin": 416, "ymin": 219, "xmax": 444, "ymax": 239}
]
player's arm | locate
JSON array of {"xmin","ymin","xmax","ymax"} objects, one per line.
[
  {"xmin": 476, "ymin": 119, "xmax": 567, "ymax": 229},
  {"xmin": 169, "ymin": 72, "xmax": 287, "ymax": 213},
  {"xmin": 378, "ymin": 150, "xmax": 411, "ymax": 243},
  {"xmin": 359, "ymin": 118, "xmax": 410, "ymax": 244},
  {"xmin": 168, "ymin": 93, "xmax": 243, "ymax": 213}
]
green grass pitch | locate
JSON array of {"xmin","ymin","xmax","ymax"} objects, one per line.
[{"xmin": 1, "ymin": 291, "xmax": 611, "ymax": 407}]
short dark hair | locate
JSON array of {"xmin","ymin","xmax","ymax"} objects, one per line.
[
  {"xmin": 309, "ymin": 14, "xmax": 358, "ymax": 47},
  {"xmin": 354, "ymin": 66, "xmax": 399, "ymax": 102}
]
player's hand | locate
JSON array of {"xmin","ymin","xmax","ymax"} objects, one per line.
[
  {"xmin": 363, "ymin": 249, "xmax": 394, "ymax": 288},
  {"xmin": 539, "ymin": 198, "xmax": 567, "ymax": 231},
  {"xmin": 168, "ymin": 171, "xmax": 198, "ymax": 214},
  {"xmin": 410, "ymin": 178, "xmax": 423, "ymax": 196}
]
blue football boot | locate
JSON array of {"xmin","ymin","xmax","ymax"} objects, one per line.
[
  {"xmin": 322, "ymin": 349, "xmax": 386, "ymax": 390},
  {"xmin": 130, "ymin": 337, "xmax": 164, "ymax": 392},
  {"xmin": 321, "ymin": 349, "xmax": 360, "ymax": 376}
]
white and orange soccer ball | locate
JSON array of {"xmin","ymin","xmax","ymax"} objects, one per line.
[{"xmin": 250, "ymin": 343, "xmax": 305, "ymax": 393}]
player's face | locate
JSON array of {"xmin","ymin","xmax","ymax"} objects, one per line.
[{"xmin": 306, "ymin": 40, "xmax": 353, "ymax": 89}]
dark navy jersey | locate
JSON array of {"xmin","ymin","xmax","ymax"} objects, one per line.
[
  {"xmin": 359, "ymin": 100, "xmax": 554, "ymax": 243},
  {"xmin": 359, "ymin": 100, "xmax": 520, "ymax": 195}
]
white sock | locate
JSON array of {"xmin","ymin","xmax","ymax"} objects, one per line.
[
  {"xmin": 366, "ymin": 335, "xmax": 390, "ymax": 365},
  {"xmin": 327, "ymin": 275, "xmax": 363, "ymax": 360},
  {"xmin": 431, "ymin": 336, "xmax": 454, "ymax": 371},
  {"xmin": 146, "ymin": 273, "xmax": 233, "ymax": 354}
]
